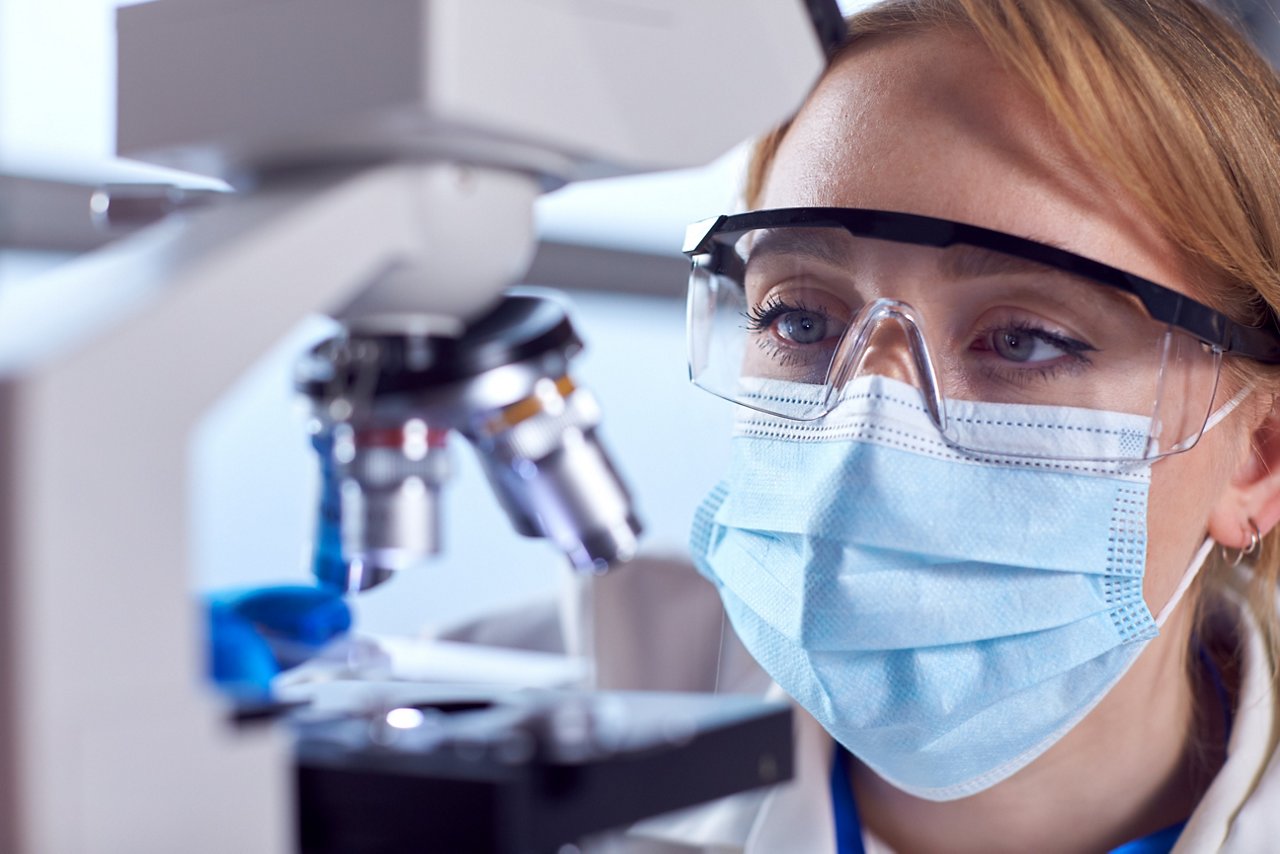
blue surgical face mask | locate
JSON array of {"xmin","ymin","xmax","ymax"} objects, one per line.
[{"xmin": 690, "ymin": 374, "xmax": 1226, "ymax": 801}]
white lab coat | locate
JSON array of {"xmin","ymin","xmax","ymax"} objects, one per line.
[{"xmin": 446, "ymin": 556, "xmax": 1280, "ymax": 853}]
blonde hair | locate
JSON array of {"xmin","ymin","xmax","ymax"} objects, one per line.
[{"xmin": 746, "ymin": 0, "xmax": 1280, "ymax": 699}]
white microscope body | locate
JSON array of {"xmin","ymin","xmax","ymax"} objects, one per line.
[{"xmin": 0, "ymin": 1, "xmax": 833, "ymax": 851}]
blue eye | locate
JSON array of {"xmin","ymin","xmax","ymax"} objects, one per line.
[
  {"xmin": 777, "ymin": 310, "xmax": 829, "ymax": 344},
  {"xmin": 993, "ymin": 330, "xmax": 1057, "ymax": 362},
  {"xmin": 969, "ymin": 323, "xmax": 1098, "ymax": 391},
  {"xmin": 984, "ymin": 326, "xmax": 1090, "ymax": 365},
  {"xmin": 745, "ymin": 298, "xmax": 840, "ymax": 347}
]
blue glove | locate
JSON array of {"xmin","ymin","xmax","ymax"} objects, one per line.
[{"xmin": 206, "ymin": 585, "xmax": 352, "ymax": 702}]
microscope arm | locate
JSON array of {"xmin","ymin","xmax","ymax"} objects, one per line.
[{"xmin": 0, "ymin": 161, "xmax": 535, "ymax": 854}]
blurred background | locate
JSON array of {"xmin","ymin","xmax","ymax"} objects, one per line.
[{"xmin": 2, "ymin": 0, "xmax": 865, "ymax": 634}]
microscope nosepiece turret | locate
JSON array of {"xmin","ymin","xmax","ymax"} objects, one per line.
[{"xmin": 298, "ymin": 292, "xmax": 642, "ymax": 592}]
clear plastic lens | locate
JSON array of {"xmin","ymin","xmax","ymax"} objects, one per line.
[
  {"xmin": 689, "ymin": 263, "xmax": 833, "ymax": 420},
  {"xmin": 686, "ymin": 226, "xmax": 1224, "ymax": 461}
]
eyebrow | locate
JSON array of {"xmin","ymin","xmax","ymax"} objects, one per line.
[
  {"xmin": 742, "ymin": 228, "xmax": 856, "ymax": 268},
  {"xmin": 939, "ymin": 243, "xmax": 1149, "ymax": 317},
  {"xmin": 937, "ymin": 245, "xmax": 1063, "ymax": 280}
]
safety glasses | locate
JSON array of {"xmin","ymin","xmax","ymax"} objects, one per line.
[{"xmin": 683, "ymin": 207, "xmax": 1280, "ymax": 462}]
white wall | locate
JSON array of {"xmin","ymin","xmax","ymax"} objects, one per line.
[{"xmin": 0, "ymin": 0, "xmax": 114, "ymax": 163}]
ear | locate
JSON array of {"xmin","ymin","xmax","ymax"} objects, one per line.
[{"xmin": 1208, "ymin": 396, "xmax": 1280, "ymax": 548}]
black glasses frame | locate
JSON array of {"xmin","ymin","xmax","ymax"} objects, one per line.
[{"xmin": 683, "ymin": 207, "xmax": 1280, "ymax": 364}]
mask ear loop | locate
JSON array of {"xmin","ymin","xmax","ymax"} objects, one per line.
[
  {"xmin": 1161, "ymin": 383, "xmax": 1254, "ymax": 457},
  {"xmin": 1154, "ymin": 385, "xmax": 1260, "ymax": 626},
  {"xmin": 713, "ymin": 608, "xmax": 728, "ymax": 695},
  {"xmin": 1155, "ymin": 537, "xmax": 1217, "ymax": 628},
  {"xmin": 1203, "ymin": 384, "xmax": 1253, "ymax": 434}
]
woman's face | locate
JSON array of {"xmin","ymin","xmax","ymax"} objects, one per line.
[{"xmin": 757, "ymin": 30, "xmax": 1251, "ymax": 607}]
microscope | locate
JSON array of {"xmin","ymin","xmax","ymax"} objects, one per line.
[
  {"xmin": 296, "ymin": 289, "xmax": 641, "ymax": 593},
  {"xmin": 0, "ymin": 1, "xmax": 841, "ymax": 851}
]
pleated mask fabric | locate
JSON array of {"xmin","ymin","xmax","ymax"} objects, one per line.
[{"xmin": 691, "ymin": 374, "xmax": 1166, "ymax": 800}]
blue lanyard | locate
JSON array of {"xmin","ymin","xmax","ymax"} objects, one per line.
[{"xmin": 830, "ymin": 744, "xmax": 865, "ymax": 854}]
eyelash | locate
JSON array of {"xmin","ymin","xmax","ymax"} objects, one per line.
[
  {"xmin": 742, "ymin": 295, "xmax": 829, "ymax": 332},
  {"xmin": 742, "ymin": 296, "xmax": 835, "ymax": 366},
  {"xmin": 973, "ymin": 321, "xmax": 1096, "ymax": 380}
]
